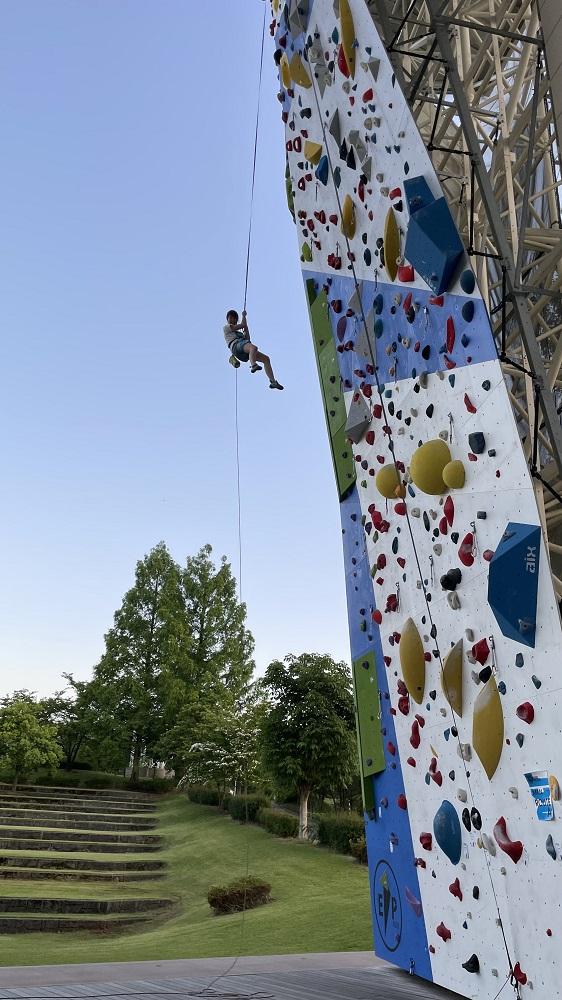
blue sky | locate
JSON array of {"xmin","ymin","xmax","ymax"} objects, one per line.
[{"xmin": 0, "ymin": 0, "xmax": 349, "ymax": 697}]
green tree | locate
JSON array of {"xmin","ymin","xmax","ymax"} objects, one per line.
[
  {"xmin": 260, "ymin": 654, "xmax": 357, "ymax": 837},
  {"xmin": 0, "ymin": 697, "xmax": 62, "ymax": 789},
  {"xmin": 93, "ymin": 542, "xmax": 186, "ymax": 782},
  {"xmin": 42, "ymin": 675, "xmax": 126, "ymax": 772}
]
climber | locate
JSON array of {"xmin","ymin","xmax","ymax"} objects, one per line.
[{"xmin": 224, "ymin": 309, "xmax": 283, "ymax": 390}]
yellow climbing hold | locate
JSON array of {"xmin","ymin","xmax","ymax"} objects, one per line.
[
  {"xmin": 341, "ymin": 194, "xmax": 356, "ymax": 239},
  {"xmin": 410, "ymin": 439, "xmax": 451, "ymax": 495},
  {"xmin": 301, "ymin": 243, "xmax": 313, "ymax": 263},
  {"xmin": 280, "ymin": 53, "xmax": 291, "ymax": 90},
  {"xmin": 473, "ymin": 676, "xmax": 504, "ymax": 780},
  {"xmin": 289, "ymin": 52, "xmax": 312, "ymax": 89},
  {"xmin": 383, "ymin": 208, "xmax": 400, "ymax": 281},
  {"xmin": 442, "ymin": 460, "xmax": 465, "ymax": 489},
  {"xmin": 441, "ymin": 639, "xmax": 463, "ymax": 716},
  {"xmin": 376, "ymin": 464, "xmax": 401, "ymax": 499},
  {"xmin": 272, "ymin": 0, "xmax": 280, "ymax": 12},
  {"xmin": 304, "ymin": 140, "xmax": 323, "ymax": 165},
  {"xmin": 399, "ymin": 618, "xmax": 426, "ymax": 705},
  {"xmin": 340, "ymin": 0, "xmax": 356, "ymax": 78}
]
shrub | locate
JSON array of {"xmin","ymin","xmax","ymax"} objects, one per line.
[
  {"xmin": 207, "ymin": 876, "xmax": 271, "ymax": 915},
  {"xmin": 317, "ymin": 813, "xmax": 365, "ymax": 855},
  {"xmin": 350, "ymin": 835, "xmax": 368, "ymax": 864},
  {"xmin": 228, "ymin": 794, "xmax": 270, "ymax": 823},
  {"xmin": 187, "ymin": 784, "xmax": 221, "ymax": 806},
  {"xmin": 128, "ymin": 777, "xmax": 173, "ymax": 795},
  {"xmin": 257, "ymin": 808, "xmax": 299, "ymax": 838}
]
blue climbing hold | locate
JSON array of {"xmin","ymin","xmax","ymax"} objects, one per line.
[
  {"xmin": 315, "ymin": 155, "xmax": 329, "ymax": 186},
  {"xmin": 433, "ymin": 800, "xmax": 462, "ymax": 865},
  {"xmin": 460, "ymin": 269, "xmax": 476, "ymax": 294},
  {"xmin": 488, "ymin": 522, "xmax": 540, "ymax": 648},
  {"xmin": 404, "ymin": 176, "xmax": 464, "ymax": 294},
  {"xmin": 374, "ymin": 294, "xmax": 384, "ymax": 315},
  {"xmin": 462, "ymin": 301, "xmax": 474, "ymax": 322}
]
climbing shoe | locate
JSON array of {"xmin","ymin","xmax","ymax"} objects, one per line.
[
  {"xmin": 269, "ymin": 380, "xmax": 284, "ymax": 390},
  {"xmin": 250, "ymin": 363, "xmax": 263, "ymax": 373}
]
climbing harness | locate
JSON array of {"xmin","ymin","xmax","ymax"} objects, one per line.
[{"xmin": 291, "ymin": 5, "xmax": 518, "ymax": 985}]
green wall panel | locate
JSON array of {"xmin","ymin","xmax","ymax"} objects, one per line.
[
  {"xmin": 353, "ymin": 652, "xmax": 385, "ymax": 814},
  {"xmin": 319, "ymin": 340, "xmax": 346, "ymax": 436},
  {"xmin": 331, "ymin": 426, "xmax": 356, "ymax": 498}
]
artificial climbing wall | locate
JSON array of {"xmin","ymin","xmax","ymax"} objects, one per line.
[{"xmin": 271, "ymin": 1, "xmax": 562, "ymax": 996}]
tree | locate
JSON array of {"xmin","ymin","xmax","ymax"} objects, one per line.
[
  {"xmin": 42, "ymin": 675, "xmax": 126, "ymax": 772},
  {"xmin": 93, "ymin": 542, "xmax": 186, "ymax": 781},
  {"xmin": 0, "ymin": 697, "xmax": 62, "ymax": 789},
  {"xmin": 260, "ymin": 654, "xmax": 357, "ymax": 837}
]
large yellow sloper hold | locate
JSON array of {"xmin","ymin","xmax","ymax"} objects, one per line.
[
  {"xmin": 410, "ymin": 439, "xmax": 451, "ymax": 495},
  {"xmin": 304, "ymin": 140, "xmax": 323, "ymax": 165},
  {"xmin": 341, "ymin": 194, "xmax": 356, "ymax": 239},
  {"xmin": 441, "ymin": 639, "xmax": 463, "ymax": 716},
  {"xmin": 383, "ymin": 207, "xmax": 400, "ymax": 281},
  {"xmin": 399, "ymin": 618, "xmax": 426, "ymax": 705},
  {"xmin": 473, "ymin": 676, "xmax": 504, "ymax": 780},
  {"xmin": 289, "ymin": 52, "xmax": 312, "ymax": 89},
  {"xmin": 340, "ymin": 0, "xmax": 356, "ymax": 78},
  {"xmin": 280, "ymin": 53, "xmax": 291, "ymax": 90}
]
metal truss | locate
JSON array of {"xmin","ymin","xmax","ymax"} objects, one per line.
[{"xmin": 367, "ymin": 0, "xmax": 562, "ymax": 594}]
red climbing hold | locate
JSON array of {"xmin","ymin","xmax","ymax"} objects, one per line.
[
  {"xmin": 366, "ymin": 430, "xmax": 375, "ymax": 445},
  {"xmin": 362, "ymin": 87, "xmax": 374, "ymax": 102},
  {"xmin": 512, "ymin": 963, "xmax": 527, "ymax": 986},
  {"xmin": 436, "ymin": 922, "xmax": 452, "ymax": 942},
  {"xmin": 394, "ymin": 502, "xmax": 407, "ymax": 515},
  {"xmin": 446, "ymin": 317, "xmax": 455, "ymax": 353},
  {"xmin": 386, "ymin": 593, "xmax": 398, "ymax": 612},
  {"xmin": 493, "ymin": 816, "xmax": 523, "ymax": 864},
  {"xmin": 389, "ymin": 187, "xmax": 402, "ymax": 199},
  {"xmin": 397, "ymin": 557, "xmax": 406, "ymax": 568},
  {"xmin": 431, "ymin": 771, "xmax": 443, "ymax": 787},
  {"xmin": 459, "ymin": 533, "xmax": 475, "ymax": 567},
  {"xmin": 403, "ymin": 292, "xmax": 413, "ymax": 313},
  {"xmin": 377, "ymin": 553, "xmax": 387, "ymax": 570},
  {"xmin": 373, "ymin": 403, "xmax": 383, "ymax": 419},
  {"xmin": 429, "ymin": 295, "xmax": 444, "ymax": 306},
  {"xmin": 337, "ymin": 44, "xmax": 350, "ymax": 77},
  {"xmin": 415, "ymin": 714, "xmax": 425, "ymax": 728},
  {"xmin": 398, "ymin": 695, "xmax": 410, "ymax": 715},
  {"xmin": 516, "ymin": 702, "xmax": 535, "ymax": 724},
  {"xmin": 415, "ymin": 858, "xmax": 427, "ymax": 868},
  {"xmin": 444, "ymin": 496, "xmax": 455, "ymax": 527},
  {"xmin": 387, "ymin": 741, "xmax": 396, "ymax": 756},
  {"xmin": 463, "ymin": 393, "xmax": 477, "ymax": 414},
  {"xmin": 420, "ymin": 832, "xmax": 432, "ymax": 850},
  {"xmin": 372, "ymin": 609, "xmax": 383, "ymax": 625},
  {"xmin": 407, "ymin": 757, "xmax": 416, "ymax": 767},
  {"xmin": 439, "ymin": 516, "xmax": 448, "ymax": 536},
  {"xmin": 410, "ymin": 720, "xmax": 421, "ymax": 749},
  {"xmin": 397, "ymin": 794, "xmax": 408, "ymax": 810},
  {"xmin": 444, "ymin": 356, "xmax": 456, "ymax": 370},
  {"xmin": 472, "ymin": 638, "xmax": 490, "ymax": 665},
  {"xmin": 329, "ymin": 214, "xmax": 339, "ymax": 225},
  {"xmin": 449, "ymin": 878, "xmax": 463, "ymax": 901},
  {"xmin": 429, "ymin": 757, "xmax": 437, "ymax": 774},
  {"xmin": 398, "ymin": 263, "xmax": 414, "ymax": 282}
]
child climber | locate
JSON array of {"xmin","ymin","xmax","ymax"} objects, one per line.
[{"xmin": 224, "ymin": 309, "xmax": 283, "ymax": 390}]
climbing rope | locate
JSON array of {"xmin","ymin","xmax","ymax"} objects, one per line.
[
  {"xmin": 291, "ymin": 6, "xmax": 518, "ymax": 985},
  {"xmin": 234, "ymin": 0, "xmax": 267, "ymax": 606}
]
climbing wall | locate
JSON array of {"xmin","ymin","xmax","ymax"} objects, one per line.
[{"xmin": 270, "ymin": 1, "xmax": 562, "ymax": 996}]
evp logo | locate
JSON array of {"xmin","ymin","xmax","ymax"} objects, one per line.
[{"xmin": 374, "ymin": 860, "xmax": 402, "ymax": 952}]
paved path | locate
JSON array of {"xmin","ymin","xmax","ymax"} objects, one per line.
[{"xmin": 0, "ymin": 953, "xmax": 456, "ymax": 1000}]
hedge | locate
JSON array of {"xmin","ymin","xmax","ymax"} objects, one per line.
[
  {"xmin": 257, "ymin": 808, "xmax": 299, "ymax": 838},
  {"xmin": 316, "ymin": 813, "xmax": 365, "ymax": 855},
  {"xmin": 207, "ymin": 876, "xmax": 272, "ymax": 915},
  {"xmin": 349, "ymin": 834, "xmax": 368, "ymax": 864},
  {"xmin": 228, "ymin": 794, "xmax": 270, "ymax": 823},
  {"xmin": 187, "ymin": 785, "xmax": 222, "ymax": 806}
]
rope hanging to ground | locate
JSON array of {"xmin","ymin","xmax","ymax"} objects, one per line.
[{"xmin": 234, "ymin": 0, "xmax": 267, "ymax": 605}]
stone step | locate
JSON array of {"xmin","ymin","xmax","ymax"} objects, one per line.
[
  {"xmin": 0, "ymin": 896, "xmax": 174, "ymax": 914},
  {"xmin": 0, "ymin": 783, "xmax": 156, "ymax": 803},
  {"xmin": 0, "ymin": 868, "xmax": 164, "ymax": 882},
  {"xmin": 0, "ymin": 837, "xmax": 161, "ymax": 854},
  {"xmin": 0, "ymin": 854, "xmax": 165, "ymax": 871},
  {"xmin": 0, "ymin": 795, "xmax": 156, "ymax": 815},
  {"xmin": 0, "ymin": 812, "xmax": 157, "ymax": 832},
  {"xmin": 0, "ymin": 827, "xmax": 162, "ymax": 845},
  {"xmin": 0, "ymin": 912, "xmax": 158, "ymax": 933}
]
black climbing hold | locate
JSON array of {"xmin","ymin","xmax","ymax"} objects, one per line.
[
  {"xmin": 546, "ymin": 834, "xmax": 557, "ymax": 860},
  {"xmin": 468, "ymin": 432, "xmax": 485, "ymax": 454},
  {"xmin": 460, "ymin": 270, "xmax": 476, "ymax": 294},
  {"xmin": 422, "ymin": 345, "xmax": 431, "ymax": 361},
  {"xmin": 430, "ymin": 624, "xmax": 437, "ymax": 639},
  {"xmin": 451, "ymin": 726, "xmax": 458, "ymax": 737},
  {"xmin": 482, "ymin": 380, "xmax": 490, "ymax": 391},
  {"xmin": 516, "ymin": 733, "xmax": 524, "ymax": 747},
  {"xmin": 462, "ymin": 955, "xmax": 480, "ymax": 975},
  {"xmin": 462, "ymin": 807, "xmax": 471, "ymax": 832},
  {"xmin": 476, "ymin": 511, "xmax": 486, "ymax": 520},
  {"xmin": 478, "ymin": 666, "xmax": 492, "ymax": 684},
  {"xmin": 449, "ymin": 770, "xmax": 455, "ymax": 780},
  {"xmin": 426, "ymin": 404, "xmax": 434, "ymax": 418},
  {"xmin": 498, "ymin": 681, "xmax": 506, "ymax": 695},
  {"xmin": 440, "ymin": 568, "xmax": 462, "ymax": 592},
  {"xmin": 450, "ymin": 532, "xmax": 459, "ymax": 544},
  {"xmin": 339, "ymin": 140, "xmax": 348, "ymax": 160},
  {"xmin": 470, "ymin": 808, "xmax": 482, "ymax": 831},
  {"xmin": 364, "ymin": 249, "xmax": 372, "ymax": 266},
  {"xmin": 515, "ymin": 653, "xmax": 524, "ymax": 668},
  {"xmin": 392, "ymin": 537, "xmax": 399, "ymax": 554},
  {"xmin": 429, "ymin": 689, "xmax": 436, "ymax": 700},
  {"xmin": 532, "ymin": 675, "xmax": 541, "ymax": 688},
  {"xmin": 472, "ymin": 886, "xmax": 479, "ymax": 899},
  {"xmin": 423, "ymin": 511, "xmax": 430, "ymax": 531},
  {"xmin": 461, "ymin": 301, "xmax": 474, "ymax": 322}
]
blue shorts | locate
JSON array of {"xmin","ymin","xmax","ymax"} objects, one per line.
[{"xmin": 230, "ymin": 338, "xmax": 250, "ymax": 362}]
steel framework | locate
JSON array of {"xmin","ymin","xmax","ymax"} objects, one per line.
[{"xmin": 366, "ymin": 0, "xmax": 562, "ymax": 593}]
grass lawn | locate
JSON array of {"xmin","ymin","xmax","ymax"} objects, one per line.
[{"xmin": 0, "ymin": 796, "xmax": 373, "ymax": 966}]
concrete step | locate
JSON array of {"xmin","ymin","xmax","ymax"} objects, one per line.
[
  {"xmin": 0, "ymin": 827, "xmax": 162, "ymax": 845},
  {"xmin": 0, "ymin": 912, "xmax": 158, "ymax": 933},
  {"xmin": 0, "ymin": 896, "xmax": 174, "ymax": 914},
  {"xmin": 0, "ymin": 868, "xmax": 164, "ymax": 882},
  {"xmin": 0, "ymin": 837, "xmax": 162, "ymax": 854},
  {"xmin": 0, "ymin": 783, "xmax": 156, "ymax": 803},
  {"xmin": 0, "ymin": 812, "xmax": 157, "ymax": 832},
  {"xmin": 0, "ymin": 795, "xmax": 156, "ymax": 815},
  {"xmin": 0, "ymin": 854, "xmax": 165, "ymax": 871}
]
